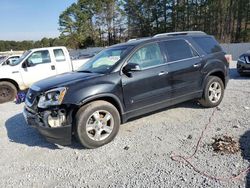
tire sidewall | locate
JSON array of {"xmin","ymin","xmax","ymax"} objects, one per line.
[
  {"xmin": 203, "ymin": 76, "xmax": 224, "ymax": 107},
  {"xmin": 76, "ymin": 101, "xmax": 120, "ymax": 149},
  {"xmin": 0, "ymin": 82, "xmax": 17, "ymax": 103}
]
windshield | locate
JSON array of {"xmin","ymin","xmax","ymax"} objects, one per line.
[
  {"xmin": 10, "ymin": 50, "xmax": 31, "ymax": 66},
  {"xmin": 77, "ymin": 46, "xmax": 131, "ymax": 74}
]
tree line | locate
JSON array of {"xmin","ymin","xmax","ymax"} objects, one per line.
[
  {"xmin": 59, "ymin": 0, "xmax": 249, "ymax": 48},
  {"xmin": 0, "ymin": 37, "xmax": 65, "ymax": 52},
  {"xmin": 1, "ymin": 0, "xmax": 249, "ymax": 51}
]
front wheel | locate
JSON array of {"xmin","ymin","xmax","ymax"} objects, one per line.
[
  {"xmin": 0, "ymin": 81, "xmax": 17, "ymax": 104},
  {"xmin": 75, "ymin": 100, "xmax": 120, "ymax": 149},
  {"xmin": 198, "ymin": 76, "xmax": 224, "ymax": 108}
]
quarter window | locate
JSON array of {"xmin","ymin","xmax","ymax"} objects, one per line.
[
  {"xmin": 27, "ymin": 50, "xmax": 51, "ymax": 65},
  {"xmin": 162, "ymin": 40, "xmax": 198, "ymax": 62},
  {"xmin": 54, "ymin": 49, "xmax": 66, "ymax": 62},
  {"xmin": 193, "ymin": 37, "xmax": 222, "ymax": 54},
  {"xmin": 128, "ymin": 43, "xmax": 164, "ymax": 69}
]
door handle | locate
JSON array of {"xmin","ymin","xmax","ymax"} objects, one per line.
[
  {"xmin": 158, "ymin": 71, "xmax": 168, "ymax": 76},
  {"xmin": 51, "ymin": 65, "xmax": 55, "ymax": 70},
  {"xmin": 193, "ymin": 63, "xmax": 201, "ymax": 68}
]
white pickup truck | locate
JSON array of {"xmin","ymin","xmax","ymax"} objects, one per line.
[
  {"xmin": 0, "ymin": 55, "xmax": 21, "ymax": 66},
  {"xmin": 0, "ymin": 46, "xmax": 90, "ymax": 103}
]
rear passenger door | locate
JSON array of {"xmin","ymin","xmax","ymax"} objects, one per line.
[
  {"xmin": 160, "ymin": 39, "xmax": 204, "ymax": 97},
  {"xmin": 53, "ymin": 48, "xmax": 72, "ymax": 74}
]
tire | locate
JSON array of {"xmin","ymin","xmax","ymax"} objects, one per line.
[
  {"xmin": 75, "ymin": 100, "xmax": 120, "ymax": 149},
  {"xmin": 0, "ymin": 81, "xmax": 17, "ymax": 104},
  {"xmin": 198, "ymin": 76, "xmax": 224, "ymax": 108}
]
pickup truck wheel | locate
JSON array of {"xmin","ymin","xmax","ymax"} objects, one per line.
[
  {"xmin": 0, "ymin": 81, "xmax": 17, "ymax": 104},
  {"xmin": 76, "ymin": 100, "xmax": 120, "ymax": 149},
  {"xmin": 198, "ymin": 76, "xmax": 224, "ymax": 108}
]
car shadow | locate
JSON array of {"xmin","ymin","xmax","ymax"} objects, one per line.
[
  {"xmin": 229, "ymin": 68, "xmax": 250, "ymax": 80},
  {"xmin": 127, "ymin": 100, "xmax": 203, "ymax": 122},
  {"xmin": 5, "ymin": 113, "xmax": 84, "ymax": 150},
  {"xmin": 239, "ymin": 130, "xmax": 250, "ymax": 187}
]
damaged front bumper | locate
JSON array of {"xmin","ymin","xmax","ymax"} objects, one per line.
[{"xmin": 23, "ymin": 106, "xmax": 72, "ymax": 145}]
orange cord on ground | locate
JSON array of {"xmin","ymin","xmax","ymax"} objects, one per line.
[{"xmin": 170, "ymin": 107, "xmax": 250, "ymax": 182}]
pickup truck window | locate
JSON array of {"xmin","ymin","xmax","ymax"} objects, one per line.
[
  {"xmin": 27, "ymin": 50, "xmax": 51, "ymax": 65},
  {"xmin": 54, "ymin": 49, "xmax": 66, "ymax": 62},
  {"xmin": 8, "ymin": 56, "xmax": 19, "ymax": 64},
  {"xmin": 11, "ymin": 51, "xmax": 31, "ymax": 66},
  {"xmin": 78, "ymin": 46, "xmax": 131, "ymax": 74}
]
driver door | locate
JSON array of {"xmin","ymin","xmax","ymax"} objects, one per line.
[
  {"xmin": 20, "ymin": 50, "xmax": 57, "ymax": 87},
  {"xmin": 122, "ymin": 43, "xmax": 171, "ymax": 112}
]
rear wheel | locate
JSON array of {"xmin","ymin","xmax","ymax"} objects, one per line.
[
  {"xmin": 199, "ymin": 76, "xmax": 224, "ymax": 108},
  {"xmin": 0, "ymin": 81, "xmax": 17, "ymax": 104},
  {"xmin": 76, "ymin": 100, "xmax": 120, "ymax": 149}
]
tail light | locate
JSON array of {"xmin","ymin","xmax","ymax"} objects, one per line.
[{"xmin": 224, "ymin": 54, "xmax": 232, "ymax": 64}]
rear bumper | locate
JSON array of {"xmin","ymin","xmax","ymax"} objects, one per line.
[
  {"xmin": 23, "ymin": 107, "xmax": 72, "ymax": 145},
  {"xmin": 237, "ymin": 61, "xmax": 250, "ymax": 73}
]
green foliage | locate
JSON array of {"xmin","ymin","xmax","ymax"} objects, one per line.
[
  {"xmin": 124, "ymin": 0, "xmax": 250, "ymax": 43},
  {"xmin": 59, "ymin": 0, "xmax": 127, "ymax": 48},
  {"xmin": 1, "ymin": 0, "xmax": 249, "ymax": 51},
  {"xmin": 0, "ymin": 37, "xmax": 66, "ymax": 52},
  {"xmin": 58, "ymin": 0, "xmax": 249, "ymax": 47}
]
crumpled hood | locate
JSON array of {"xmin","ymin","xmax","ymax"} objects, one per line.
[{"xmin": 31, "ymin": 71, "xmax": 101, "ymax": 92}]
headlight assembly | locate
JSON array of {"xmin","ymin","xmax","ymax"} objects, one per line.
[{"xmin": 38, "ymin": 87, "xmax": 67, "ymax": 108}]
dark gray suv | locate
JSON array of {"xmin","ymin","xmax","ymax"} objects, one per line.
[{"xmin": 23, "ymin": 31, "xmax": 229, "ymax": 148}]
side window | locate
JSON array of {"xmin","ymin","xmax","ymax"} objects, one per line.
[
  {"xmin": 54, "ymin": 49, "xmax": 66, "ymax": 62},
  {"xmin": 193, "ymin": 37, "xmax": 222, "ymax": 54},
  {"xmin": 128, "ymin": 43, "xmax": 164, "ymax": 69},
  {"xmin": 9, "ymin": 57, "xmax": 19, "ymax": 63},
  {"xmin": 162, "ymin": 40, "xmax": 198, "ymax": 62},
  {"xmin": 27, "ymin": 50, "xmax": 51, "ymax": 65}
]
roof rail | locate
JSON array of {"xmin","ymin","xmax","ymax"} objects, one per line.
[
  {"xmin": 153, "ymin": 31, "xmax": 206, "ymax": 38},
  {"xmin": 127, "ymin": 37, "xmax": 152, "ymax": 43}
]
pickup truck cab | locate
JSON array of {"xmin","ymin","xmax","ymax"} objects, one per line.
[
  {"xmin": 24, "ymin": 31, "xmax": 229, "ymax": 149},
  {"xmin": 0, "ymin": 55, "xmax": 20, "ymax": 66},
  {"xmin": 0, "ymin": 46, "xmax": 88, "ymax": 103}
]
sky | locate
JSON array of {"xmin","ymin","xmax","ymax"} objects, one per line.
[{"xmin": 0, "ymin": 0, "xmax": 76, "ymax": 41}]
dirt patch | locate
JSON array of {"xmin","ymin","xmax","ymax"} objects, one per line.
[{"xmin": 212, "ymin": 135, "xmax": 240, "ymax": 154}]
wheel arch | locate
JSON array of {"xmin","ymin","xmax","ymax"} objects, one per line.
[
  {"xmin": 202, "ymin": 69, "xmax": 226, "ymax": 89},
  {"xmin": 73, "ymin": 94, "xmax": 125, "ymax": 123},
  {"xmin": 208, "ymin": 71, "xmax": 225, "ymax": 87},
  {"xmin": 0, "ymin": 78, "xmax": 20, "ymax": 91}
]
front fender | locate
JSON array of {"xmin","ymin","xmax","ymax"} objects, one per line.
[{"xmin": 62, "ymin": 73, "xmax": 124, "ymax": 113}]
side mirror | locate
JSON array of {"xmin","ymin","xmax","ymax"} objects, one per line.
[
  {"xmin": 22, "ymin": 61, "xmax": 28, "ymax": 68},
  {"xmin": 6, "ymin": 60, "xmax": 10, "ymax": 65},
  {"xmin": 123, "ymin": 63, "xmax": 141, "ymax": 73}
]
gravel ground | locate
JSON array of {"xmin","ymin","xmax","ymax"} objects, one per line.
[{"xmin": 0, "ymin": 62, "xmax": 250, "ymax": 188}]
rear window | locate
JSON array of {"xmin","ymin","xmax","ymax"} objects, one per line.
[
  {"xmin": 162, "ymin": 39, "xmax": 198, "ymax": 62},
  {"xmin": 54, "ymin": 49, "xmax": 66, "ymax": 62},
  {"xmin": 193, "ymin": 36, "xmax": 222, "ymax": 54}
]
